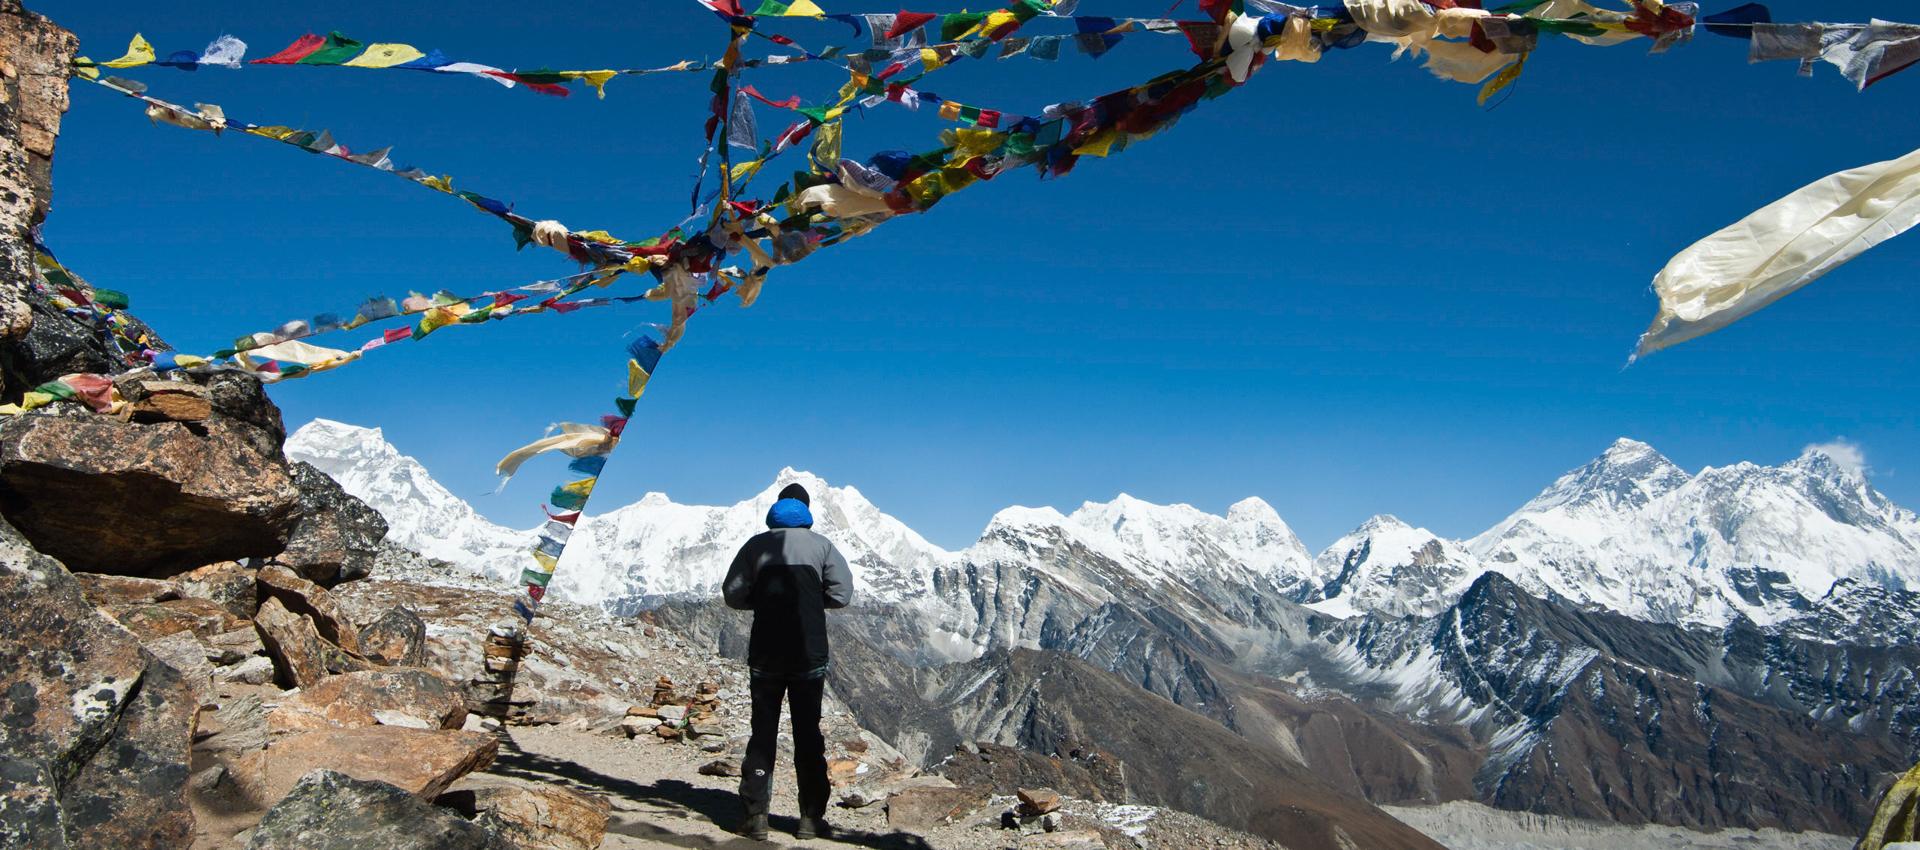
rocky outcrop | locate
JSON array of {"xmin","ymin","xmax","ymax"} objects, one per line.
[
  {"xmin": 359, "ymin": 606, "xmax": 427, "ymax": 666},
  {"xmin": 940, "ymin": 741, "xmax": 1127, "ymax": 804},
  {"xmin": 0, "ymin": 0, "xmax": 74, "ymax": 387},
  {"xmin": 278, "ymin": 461, "xmax": 388, "ymax": 586},
  {"xmin": 0, "ymin": 515, "xmax": 196, "ymax": 849},
  {"xmin": 244, "ymin": 770, "xmax": 515, "ymax": 850},
  {"xmin": 254, "ymin": 597, "xmax": 364, "ymax": 689},
  {"xmin": 0, "ymin": 405, "xmax": 301, "ymax": 575},
  {"xmin": 255, "ymin": 565, "xmax": 360, "ymax": 652}
]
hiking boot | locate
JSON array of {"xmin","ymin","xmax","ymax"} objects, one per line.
[
  {"xmin": 795, "ymin": 816, "xmax": 832, "ymax": 839},
  {"xmin": 738, "ymin": 813, "xmax": 769, "ymax": 840}
]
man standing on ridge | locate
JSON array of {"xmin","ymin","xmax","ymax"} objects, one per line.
[{"xmin": 722, "ymin": 482, "xmax": 854, "ymax": 841}]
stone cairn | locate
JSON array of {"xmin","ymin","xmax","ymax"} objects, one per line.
[{"xmin": 470, "ymin": 626, "xmax": 530, "ymax": 723}]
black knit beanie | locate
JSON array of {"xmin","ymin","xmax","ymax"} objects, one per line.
[{"xmin": 777, "ymin": 482, "xmax": 811, "ymax": 506}]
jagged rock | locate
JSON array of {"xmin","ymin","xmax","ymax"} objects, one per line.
[
  {"xmin": 255, "ymin": 564, "xmax": 360, "ymax": 652},
  {"xmin": 827, "ymin": 757, "xmax": 861, "ymax": 786},
  {"xmin": 207, "ymin": 625, "xmax": 266, "ymax": 665},
  {"xmin": 126, "ymin": 380, "xmax": 211, "ymax": 423},
  {"xmin": 266, "ymin": 668, "xmax": 467, "ymax": 733},
  {"xmin": 943, "ymin": 741, "xmax": 1126, "ymax": 805},
  {"xmin": 1862, "ymin": 762, "xmax": 1920, "ymax": 850},
  {"xmin": 244, "ymin": 769, "xmax": 514, "ymax": 850},
  {"xmin": 0, "ymin": 414, "xmax": 300, "ymax": 576},
  {"xmin": 218, "ymin": 656, "xmax": 277, "ymax": 686},
  {"xmin": 699, "ymin": 758, "xmax": 742, "ymax": 777},
  {"xmin": 142, "ymin": 630, "xmax": 215, "ymax": 707},
  {"xmin": 0, "ymin": 0, "xmax": 84, "ymax": 394},
  {"xmin": 437, "ymin": 780, "xmax": 612, "ymax": 850},
  {"xmin": 359, "ymin": 606, "xmax": 426, "ymax": 666},
  {"xmin": 231, "ymin": 726, "xmax": 498, "ymax": 808},
  {"xmin": 1018, "ymin": 787, "xmax": 1063, "ymax": 816},
  {"xmin": 0, "ymin": 514, "xmax": 195, "ymax": 849},
  {"xmin": 195, "ymin": 693, "xmax": 269, "ymax": 759},
  {"xmin": 277, "ymin": 462, "xmax": 386, "ymax": 587},
  {"xmin": 885, "ymin": 785, "xmax": 989, "ymax": 831},
  {"xmin": 619, "ymin": 716, "xmax": 660, "ymax": 738},
  {"xmin": 73, "ymin": 572, "xmax": 177, "ymax": 605},
  {"xmin": 177, "ymin": 561, "xmax": 258, "ymax": 619},
  {"xmin": 254, "ymin": 597, "xmax": 363, "ymax": 689},
  {"xmin": 105, "ymin": 597, "xmax": 242, "ymax": 642}
]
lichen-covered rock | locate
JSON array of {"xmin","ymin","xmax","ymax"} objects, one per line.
[
  {"xmin": 72, "ymin": 572, "xmax": 179, "ymax": 606},
  {"xmin": 277, "ymin": 461, "xmax": 386, "ymax": 587},
  {"xmin": 359, "ymin": 606, "xmax": 427, "ymax": 667},
  {"xmin": 266, "ymin": 668, "xmax": 467, "ymax": 733},
  {"xmin": 230, "ymin": 726, "xmax": 498, "ymax": 809},
  {"xmin": 1862, "ymin": 762, "xmax": 1920, "ymax": 850},
  {"xmin": 0, "ymin": 414, "xmax": 301, "ymax": 576},
  {"xmin": 104, "ymin": 596, "xmax": 242, "ymax": 642},
  {"xmin": 0, "ymin": 0, "xmax": 76, "ymax": 392},
  {"xmin": 0, "ymin": 514, "xmax": 195, "ymax": 849},
  {"xmin": 178, "ymin": 561, "xmax": 258, "ymax": 620},
  {"xmin": 244, "ymin": 769, "xmax": 515, "ymax": 850}
]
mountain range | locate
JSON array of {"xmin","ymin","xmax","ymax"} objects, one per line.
[{"xmin": 287, "ymin": 419, "xmax": 1920, "ymax": 843}]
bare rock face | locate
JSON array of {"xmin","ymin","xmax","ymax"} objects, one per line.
[
  {"xmin": 230, "ymin": 726, "xmax": 499, "ymax": 809},
  {"xmin": 73, "ymin": 573, "xmax": 179, "ymax": 606},
  {"xmin": 244, "ymin": 769, "xmax": 515, "ymax": 850},
  {"xmin": 359, "ymin": 606, "xmax": 427, "ymax": 667},
  {"xmin": 105, "ymin": 597, "xmax": 243, "ymax": 642},
  {"xmin": 266, "ymin": 669, "xmax": 467, "ymax": 733},
  {"xmin": 437, "ymin": 780, "xmax": 612, "ymax": 850},
  {"xmin": 0, "ymin": 515, "xmax": 196, "ymax": 849},
  {"xmin": 0, "ymin": 0, "xmax": 75, "ymax": 384},
  {"xmin": 0, "ymin": 412, "xmax": 301, "ymax": 576},
  {"xmin": 278, "ymin": 461, "xmax": 387, "ymax": 587},
  {"xmin": 886, "ymin": 785, "xmax": 991, "ymax": 831},
  {"xmin": 177, "ymin": 561, "xmax": 258, "ymax": 619}
]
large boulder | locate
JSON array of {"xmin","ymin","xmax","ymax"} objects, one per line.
[
  {"xmin": 230, "ymin": 726, "xmax": 498, "ymax": 808},
  {"xmin": 0, "ymin": 411, "xmax": 301, "ymax": 576},
  {"xmin": 255, "ymin": 564, "xmax": 359, "ymax": 652},
  {"xmin": 244, "ymin": 769, "xmax": 515, "ymax": 850},
  {"xmin": 266, "ymin": 669, "xmax": 467, "ymax": 733},
  {"xmin": 0, "ymin": 515, "xmax": 196, "ymax": 849},
  {"xmin": 359, "ymin": 606, "xmax": 427, "ymax": 667},
  {"xmin": 0, "ymin": 0, "xmax": 77, "ymax": 391},
  {"xmin": 277, "ymin": 461, "xmax": 387, "ymax": 587}
]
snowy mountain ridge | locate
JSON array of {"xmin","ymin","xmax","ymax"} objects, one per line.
[{"xmin": 287, "ymin": 420, "xmax": 1920, "ymax": 640}]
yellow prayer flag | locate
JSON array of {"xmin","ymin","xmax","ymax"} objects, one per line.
[
  {"xmin": 938, "ymin": 101, "xmax": 963, "ymax": 121},
  {"xmin": 1073, "ymin": 129, "xmax": 1120, "ymax": 157},
  {"xmin": 560, "ymin": 70, "xmax": 619, "ymax": 98},
  {"xmin": 1477, "ymin": 54, "xmax": 1527, "ymax": 106},
  {"xmin": 419, "ymin": 175, "xmax": 454, "ymax": 193},
  {"xmin": 920, "ymin": 48, "xmax": 943, "ymax": 72},
  {"xmin": 72, "ymin": 59, "xmax": 100, "ymax": 80},
  {"xmin": 103, "ymin": 34, "xmax": 155, "ymax": 69},
  {"xmin": 628, "ymin": 360, "xmax": 652, "ymax": 398},
  {"xmin": 531, "ymin": 550, "xmax": 559, "ymax": 572},
  {"xmin": 343, "ymin": 43, "xmax": 427, "ymax": 68},
  {"xmin": 559, "ymin": 478, "xmax": 597, "ymax": 497},
  {"xmin": 782, "ymin": 0, "xmax": 827, "ymax": 15},
  {"xmin": 731, "ymin": 159, "xmax": 765, "ymax": 183}
]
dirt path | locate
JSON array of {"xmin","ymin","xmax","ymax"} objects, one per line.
[{"xmin": 477, "ymin": 726, "xmax": 957, "ymax": 850}]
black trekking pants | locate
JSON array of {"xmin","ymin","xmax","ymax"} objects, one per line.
[{"xmin": 738, "ymin": 674, "xmax": 828, "ymax": 818}]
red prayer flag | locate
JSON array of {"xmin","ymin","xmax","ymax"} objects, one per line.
[
  {"xmin": 742, "ymin": 85, "xmax": 803, "ymax": 109},
  {"xmin": 252, "ymin": 33, "xmax": 327, "ymax": 65},
  {"xmin": 888, "ymin": 11, "xmax": 938, "ymax": 39},
  {"xmin": 484, "ymin": 71, "xmax": 571, "ymax": 97},
  {"xmin": 543, "ymin": 507, "xmax": 582, "ymax": 525},
  {"xmin": 381, "ymin": 327, "xmax": 410, "ymax": 343}
]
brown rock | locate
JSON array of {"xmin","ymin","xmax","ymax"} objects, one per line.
[
  {"xmin": 206, "ymin": 625, "xmax": 266, "ymax": 665},
  {"xmin": 699, "ymin": 758, "xmax": 742, "ymax": 777},
  {"xmin": 654, "ymin": 724, "xmax": 683, "ymax": 741},
  {"xmin": 266, "ymin": 668, "xmax": 467, "ymax": 733},
  {"xmin": 625, "ymin": 705, "xmax": 660, "ymax": 718},
  {"xmin": 142, "ymin": 630, "xmax": 216, "ymax": 707},
  {"xmin": 0, "ymin": 514, "xmax": 196, "ymax": 848},
  {"xmin": 437, "ymin": 781, "xmax": 611, "ymax": 850},
  {"xmin": 230, "ymin": 726, "xmax": 497, "ymax": 808},
  {"xmin": 246, "ymin": 769, "xmax": 515, "ymax": 850},
  {"xmin": 1018, "ymin": 787, "xmax": 1063, "ymax": 816},
  {"xmin": 0, "ymin": 414, "xmax": 301, "ymax": 577},
  {"xmin": 106, "ymin": 596, "xmax": 242, "ymax": 642},
  {"xmin": 128, "ymin": 381, "xmax": 211, "ymax": 423},
  {"xmin": 1020, "ymin": 830, "xmax": 1108, "ymax": 849},
  {"xmin": 73, "ymin": 572, "xmax": 178, "ymax": 605},
  {"xmin": 176, "ymin": 560, "xmax": 257, "ymax": 619},
  {"xmin": 828, "ymin": 758, "xmax": 862, "ymax": 787},
  {"xmin": 255, "ymin": 564, "xmax": 359, "ymax": 652},
  {"xmin": 254, "ymin": 597, "xmax": 364, "ymax": 689},
  {"xmin": 358, "ymin": 605, "xmax": 426, "ymax": 666},
  {"xmin": 886, "ymin": 785, "xmax": 989, "ymax": 831}
]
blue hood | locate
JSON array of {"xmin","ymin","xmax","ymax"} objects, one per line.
[{"xmin": 766, "ymin": 498, "xmax": 814, "ymax": 529}]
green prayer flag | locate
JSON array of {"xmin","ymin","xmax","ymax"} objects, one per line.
[
  {"xmin": 753, "ymin": 0, "xmax": 792, "ymax": 14},
  {"xmin": 940, "ymin": 12, "xmax": 987, "ymax": 41},
  {"xmin": 32, "ymin": 381, "xmax": 76, "ymax": 401},
  {"xmin": 614, "ymin": 397, "xmax": 638, "ymax": 417},
  {"xmin": 91, "ymin": 289, "xmax": 131, "ymax": 310},
  {"xmin": 520, "ymin": 568, "xmax": 554, "ymax": 587},
  {"xmin": 298, "ymin": 32, "xmax": 365, "ymax": 65}
]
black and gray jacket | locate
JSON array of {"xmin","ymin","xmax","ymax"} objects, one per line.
[{"xmin": 722, "ymin": 526, "xmax": 853, "ymax": 679}]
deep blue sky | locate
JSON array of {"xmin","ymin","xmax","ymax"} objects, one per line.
[{"xmin": 41, "ymin": 1, "xmax": 1920, "ymax": 550}]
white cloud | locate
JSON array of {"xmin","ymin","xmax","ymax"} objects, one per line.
[{"xmin": 1803, "ymin": 438, "xmax": 1869, "ymax": 479}]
